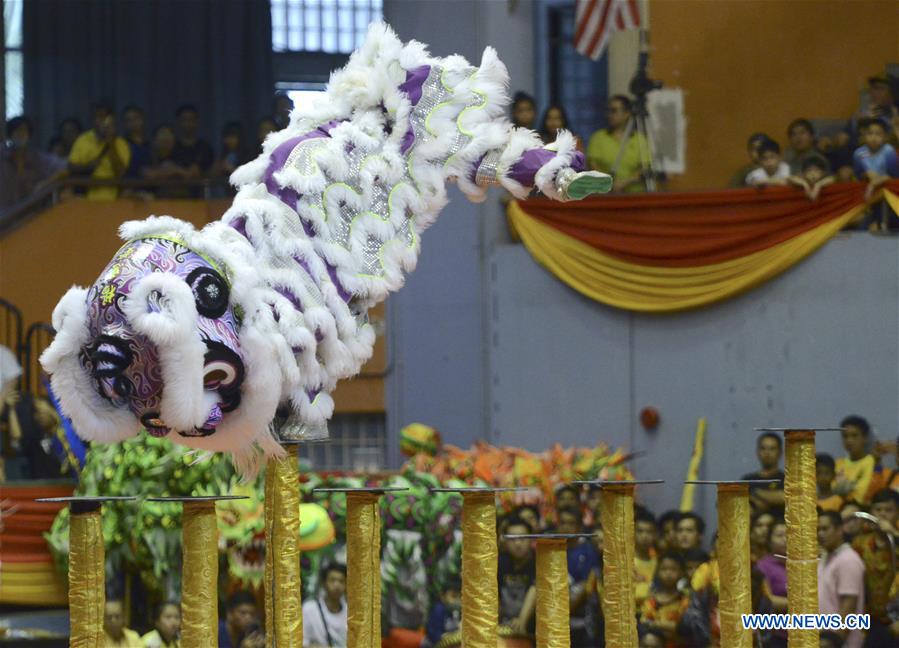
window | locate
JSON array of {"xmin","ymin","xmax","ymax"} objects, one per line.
[
  {"xmin": 297, "ymin": 413, "xmax": 387, "ymax": 471},
  {"xmin": 271, "ymin": 0, "xmax": 383, "ymax": 54},
  {"xmin": 547, "ymin": 4, "xmax": 608, "ymax": 142},
  {"xmin": 3, "ymin": 0, "xmax": 23, "ymax": 119}
]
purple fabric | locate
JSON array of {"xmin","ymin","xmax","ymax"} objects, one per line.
[
  {"xmin": 400, "ymin": 129, "xmax": 415, "ymax": 155},
  {"xmin": 399, "ymin": 65, "xmax": 430, "ymax": 106},
  {"xmin": 325, "ymin": 262, "xmax": 351, "ymax": 303},
  {"xmin": 756, "ymin": 555, "xmax": 787, "ymax": 596},
  {"xmin": 507, "ymin": 148, "xmax": 586, "ymax": 187}
]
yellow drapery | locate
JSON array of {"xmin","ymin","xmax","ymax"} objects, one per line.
[
  {"xmin": 181, "ymin": 500, "xmax": 219, "ymax": 645},
  {"xmin": 507, "ymin": 200, "xmax": 864, "ymax": 313}
]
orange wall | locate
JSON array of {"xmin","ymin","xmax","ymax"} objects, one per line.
[
  {"xmin": 0, "ymin": 198, "xmax": 385, "ymax": 412},
  {"xmin": 650, "ymin": 0, "xmax": 899, "ymax": 190}
]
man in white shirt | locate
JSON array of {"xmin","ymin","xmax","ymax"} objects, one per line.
[
  {"xmin": 745, "ymin": 139, "xmax": 791, "ymax": 186},
  {"xmin": 817, "ymin": 511, "xmax": 866, "ymax": 648},
  {"xmin": 302, "ymin": 563, "xmax": 348, "ymax": 647}
]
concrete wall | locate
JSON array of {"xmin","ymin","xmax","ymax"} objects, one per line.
[{"xmin": 489, "ymin": 232, "xmax": 899, "ymax": 530}]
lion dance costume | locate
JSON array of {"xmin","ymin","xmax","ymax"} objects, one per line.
[{"xmin": 41, "ymin": 23, "xmax": 610, "ymax": 472}]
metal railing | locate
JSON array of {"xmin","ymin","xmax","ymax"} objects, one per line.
[{"xmin": 0, "ymin": 176, "xmax": 233, "ymax": 237}]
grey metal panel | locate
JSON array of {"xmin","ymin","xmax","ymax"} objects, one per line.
[{"xmin": 488, "ymin": 244, "xmax": 633, "ymax": 451}]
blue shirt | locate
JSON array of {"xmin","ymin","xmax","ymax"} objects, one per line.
[
  {"xmin": 425, "ymin": 602, "xmax": 461, "ymax": 643},
  {"xmin": 853, "ymin": 143, "xmax": 899, "ymax": 179},
  {"xmin": 567, "ymin": 540, "xmax": 599, "ymax": 583}
]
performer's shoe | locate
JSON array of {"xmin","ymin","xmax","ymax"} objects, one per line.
[{"xmin": 557, "ymin": 169, "xmax": 613, "ymax": 201}]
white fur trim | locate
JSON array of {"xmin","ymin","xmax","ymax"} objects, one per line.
[{"xmin": 122, "ymin": 273, "xmax": 208, "ymax": 430}]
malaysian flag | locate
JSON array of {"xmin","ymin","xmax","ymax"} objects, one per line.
[{"xmin": 575, "ymin": 0, "xmax": 642, "ymax": 61}]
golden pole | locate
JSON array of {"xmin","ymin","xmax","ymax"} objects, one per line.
[
  {"xmin": 535, "ymin": 538, "xmax": 570, "ymax": 648},
  {"xmin": 461, "ymin": 491, "xmax": 499, "ymax": 648},
  {"xmin": 346, "ymin": 491, "xmax": 382, "ymax": 648},
  {"xmin": 268, "ymin": 445, "xmax": 303, "ymax": 646},
  {"xmin": 264, "ymin": 459, "xmax": 275, "ymax": 647},
  {"xmin": 716, "ymin": 483, "xmax": 753, "ymax": 648},
  {"xmin": 68, "ymin": 501, "xmax": 105, "ymax": 648},
  {"xmin": 600, "ymin": 483, "xmax": 638, "ymax": 647},
  {"xmin": 181, "ymin": 500, "xmax": 219, "ymax": 645},
  {"xmin": 784, "ymin": 430, "xmax": 818, "ymax": 648}
]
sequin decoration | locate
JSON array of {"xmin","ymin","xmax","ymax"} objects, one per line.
[{"xmin": 286, "ymin": 139, "xmax": 328, "ymax": 176}]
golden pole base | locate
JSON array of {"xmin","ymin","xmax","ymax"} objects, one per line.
[
  {"xmin": 461, "ymin": 492, "xmax": 498, "ymax": 648},
  {"xmin": 69, "ymin": 504, "xmax": 105, "ymax": 648},
  {"xmin": 181, "ymin": 500, "xmax": 219, "ymax": 645},
  {"xmin": 536, "ymin": 538, "xmax": 571, "ymax": 648},
  {"xmin": 785, "ymin": 430, "xmax": 819, "ymax": 648},
  {"xmin": 600, "ymin": 483, "xmax": 638, "ymax": 647},
  {"xmin": 717, "ymin": 483, "xmax": 753, "ymax": 648}
]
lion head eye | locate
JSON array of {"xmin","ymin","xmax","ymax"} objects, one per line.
[{"xmin": 186, "ymin": 268, "xmax": 229, "ymax": 319}]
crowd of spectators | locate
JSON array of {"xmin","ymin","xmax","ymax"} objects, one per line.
[
  {"xmin": 733, "ymin": 75, "xmax": 899, "ymax": 230},
  {"xmin": 0, "ymin": 94, "xmax": 295, "ymax": 211}
]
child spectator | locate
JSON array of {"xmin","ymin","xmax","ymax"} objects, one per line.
[
  {"xmin": 634, "ymin": 508, "xmax": 658, "ymax": 609},
  {"xmin": 682, "ymin": 548, "xmax": 709, "ymax": 583},
  {"xmin": 538, "ymin": 104, "xmax": 583, "ymax": 151},
  {"xmin": 584, "ymin": 484, "xmax": 602, "ymax": 528},
  {"xmin": 869, "ymin": 438, "xmax": 899, "ymax": 498},
  {"xmin": 557, "ymin": 506, "xmax": 598, "ymax": 647},
  {"xmin": 851, "ymin": 489, "xmax": 899, "ymax": 644},
  {"xmin": 675, "ymin": 512, "xmax": 704, "ymax": 553},
  {"xmin": 784, "ymin": 118, "xmax": 821, "ymax": 174},
  {"xmin": 787, "ymin": 156, "xmax": 834, "ymax": 201},
  {"xmin": 853, "ymin": 117, "xmax": 899, "ymax": 232},
  {"xmin": 511, "ymin": 91, "xmax": 537, "ymax": 130},
  {"xmin": 817, "ymin": 453, "xmax": 843, "ymax": 512},
  {"xmin": 122, "ymin": 105, "xmax": 151, "ymax": 180},
  {"xmin": 730, "ymin": 132, "xmax": 770, "ymax": 187},
  {"xmin": 68, "ymin": 101, "xmax": 131, "ymax": 200},
  {"xmin": 103, "ymin": 599, "xmax": 143, "ymax": 647},
  {"xmin": 302, "ymin": 563, "xmax": 347, "ymax": 647},
  {"xmin": 639, "ymin": 553, "xmax": 690, "ymax": 647},
  {"xmin": 498, "ymin": 516, "xmax": 537, "ymax": 634},
  {"xmin": 422, "ymin": 577, "xmax": 461, "ymax": 647},
  {"xmin": 141, "ymin": 601, "xmax": 181, "ymax": 648},
  {"xmin": 745, "ymin": 139, "xmax": 790, "ymax": 187},
  {"xmin": 835, "ymin": 415, "xmax": 876, "ymax": 504},
  {"xmin": 656, "ymin": 510, "xmax": 680, "ymax": 554},
  {"xmin": 587, "ymin": 95, "xmax": 651, "ymax": 193}
]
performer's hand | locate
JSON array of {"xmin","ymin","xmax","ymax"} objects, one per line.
[
  {"xmin": 240, "ymin": 631, "xmax": 265, "ymax": 648},
  {"xmin": 508, "ymin": 618, "xmax": 526, "ymax": 634}
]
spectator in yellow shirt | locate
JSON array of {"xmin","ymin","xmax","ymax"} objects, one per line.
[
  {"xmin": 634, "ymin": 507, "xmax": 658, "ymax": 609},
  {"xmin": 103, "ymin": 599, "xmax": 143, "ymax": 648},
  {"xmin": 817, "ymin": 453, "xmax": 844, "ymax": 512},
  {"xmin": 586, "ymin": 95, "xmax": 650, "ymax": 193},
  {"xmin": 68, "ymin": 101, "xmax": 131, "ymax": 200},
  {"xmin": 835, "ymin": 415, "xmax": 876, "ymax": 504}
]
